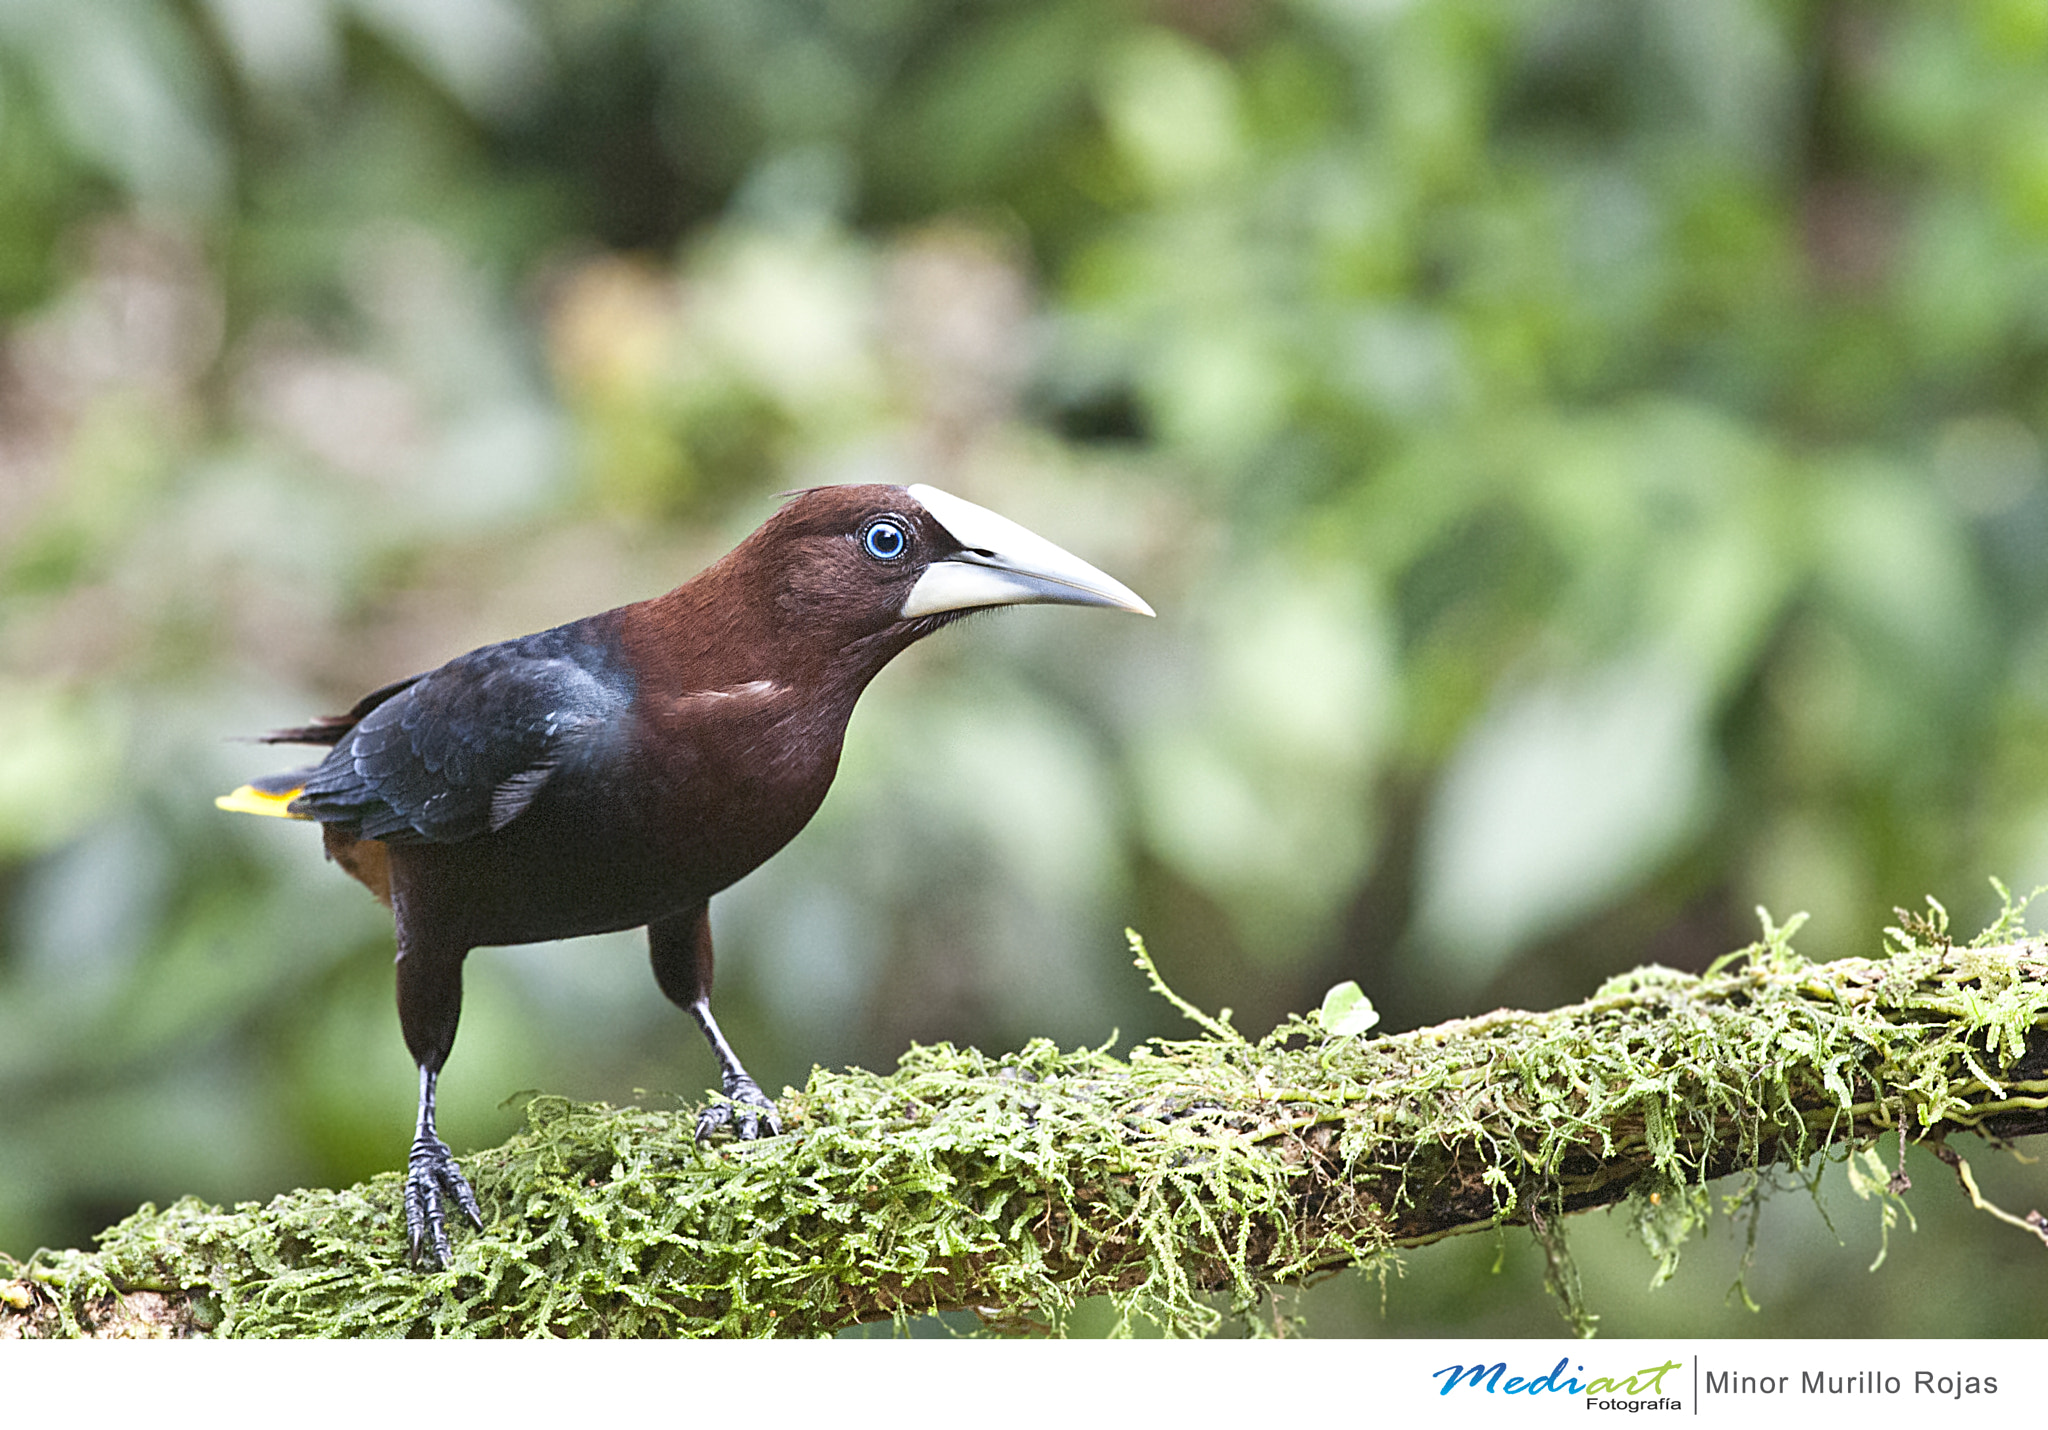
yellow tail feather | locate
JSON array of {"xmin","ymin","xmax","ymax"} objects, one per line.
[{"xmin": 215, "ymin": 784, "xmax": 309, "ymax": 820}]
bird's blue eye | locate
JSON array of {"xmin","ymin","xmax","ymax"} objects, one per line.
[{"xmin": 862, "ymin": 519, "xmax": 909, "ymax": 561}]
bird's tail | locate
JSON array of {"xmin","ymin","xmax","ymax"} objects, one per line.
[{"xmin": 216, "ymin": 769, "xmax": 314, "ymax": 820}]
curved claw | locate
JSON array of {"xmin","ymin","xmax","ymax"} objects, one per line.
[
  {"xmin": 695, "ymin": 1074, "xmax": 782, "ymax": 1143},
  {"xmin": 406, "ymin": 1134, "xmax": 484, "ymax": 1269}
]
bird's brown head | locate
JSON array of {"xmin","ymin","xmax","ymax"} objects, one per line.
[{"xmin": 714, "ymin": 483, "xmax": 1153, "ymax": 662}]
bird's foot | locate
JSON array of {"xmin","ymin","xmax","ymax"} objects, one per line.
[
  {"xmin": 695, "ymin": 1073, "xmax": 781, "ymax": 1143},
  {"xmin": 405, "ymin": 1133, "xmax": 485, "ymax": 1269}
]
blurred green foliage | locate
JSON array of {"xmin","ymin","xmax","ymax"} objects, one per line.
[{"xmin": 3, "ymin": 0, "xmax": 2047, "ymax": 1335}]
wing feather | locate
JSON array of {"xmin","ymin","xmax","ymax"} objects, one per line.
[{"xmin": 288, "ymin": 626, "xmax": 632, "ymax": 844}]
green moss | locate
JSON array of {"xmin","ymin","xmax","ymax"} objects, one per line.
[{"xmin": 7, "ymin": 904, "xmax": 2048, "ymax": 1338}]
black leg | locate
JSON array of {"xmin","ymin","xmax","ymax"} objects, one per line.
[
  {"xmin": 648, "ymin": 904, "xmax": 781, "ymax": 1142},
  {"xmin": 407, "ymin": 1063, "xmax": 483, "ymax": 1269},
  {"xmin": 395, "ymin": 931, "xmax": 483, "ymax": 1268}
]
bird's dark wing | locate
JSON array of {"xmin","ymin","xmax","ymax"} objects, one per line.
[{"xmin": 290, "ymin": 630, "xmax": 633, "ymax": 844}]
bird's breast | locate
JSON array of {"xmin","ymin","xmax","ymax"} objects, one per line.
[{"xmin": 629, "ymin": 678, "xmax": 852, "ymax": 892}]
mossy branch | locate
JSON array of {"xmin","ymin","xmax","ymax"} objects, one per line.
[{"xmin": 7, "ymin": 920, "xmax": 2048, "ymax": 1339}]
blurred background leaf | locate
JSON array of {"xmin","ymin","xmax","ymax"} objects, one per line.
[{"xmin": 2, "ymin": 0, "xmax": 2046, "ymax": 1336}]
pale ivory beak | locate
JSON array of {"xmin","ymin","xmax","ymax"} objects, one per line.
[{"xmin": 900, "ymin": 484, "xmax": 1155, "ymax": 619}]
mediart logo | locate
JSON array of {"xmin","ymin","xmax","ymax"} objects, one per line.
[{"xmin": 1431, "ymin": 1356, "xmax": 1683, "ymax": 1409}]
